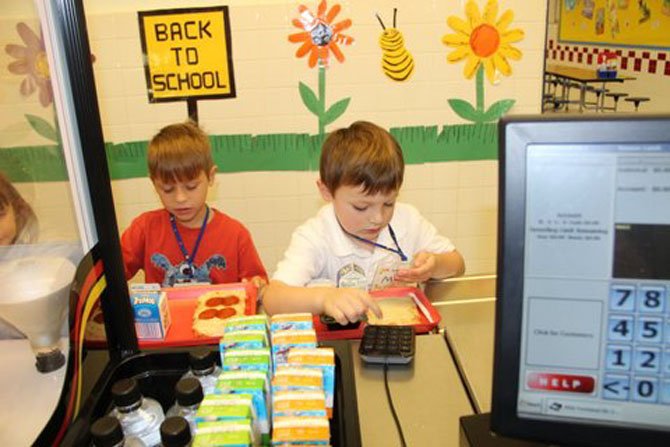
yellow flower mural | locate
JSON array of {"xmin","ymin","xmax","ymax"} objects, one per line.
[{"xmin": 442, "ymin": 0, "xmax": 524, "ymax": 123}]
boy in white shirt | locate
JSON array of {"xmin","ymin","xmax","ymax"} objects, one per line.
[{"xmin": 263, "ymin": 121, "xmax": 465, "ymax": 324}]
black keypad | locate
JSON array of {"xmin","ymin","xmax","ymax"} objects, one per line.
[{"xmin": 359, "ymin": 325, "xmax": 415, "ymax": 364}]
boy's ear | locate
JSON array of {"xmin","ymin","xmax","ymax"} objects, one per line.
[
  {"xmin": 207, "ymin": 166, "xmax": 217, "ymax": 185},
  {"xmin": 317, "ymin": 179, "xmax": 333, "ymax": 202}
]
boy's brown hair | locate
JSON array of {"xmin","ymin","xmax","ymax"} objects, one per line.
[
  {"xmin": 319, "ymin": 121, "xmax": 404, "ymax": 195},
  {"xmin": 148, "ymin": 121, "xmax": 215, "ymax": 183}
]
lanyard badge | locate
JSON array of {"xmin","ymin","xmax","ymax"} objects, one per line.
[
  {"xmin": 169, "ymin": 206, "xmax": 210, "ymax": 280},
  {"xmin": 337, "ymin": 218, "xmax": 408, "ymax": 262}
]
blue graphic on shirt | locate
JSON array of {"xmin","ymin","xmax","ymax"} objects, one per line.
[{"xmin": 151, "ymin": 253, "xmax": 227, "ymax": 287}]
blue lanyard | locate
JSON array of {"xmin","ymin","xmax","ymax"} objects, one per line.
[
  {"xmin": 337, "ymin": 218, "xmax": 408, "ymax": 262},
  {"xmin": 169, "ymin": 206, "xmax": 210, "ymax": 274}
]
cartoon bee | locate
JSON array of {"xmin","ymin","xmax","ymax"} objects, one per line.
[{"xmin": 376, "ymin": 9, "xmax": 415, "ymax": 82}]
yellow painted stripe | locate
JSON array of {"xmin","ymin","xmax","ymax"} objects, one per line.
[{"xmin": 74, "ymin": 275, "xmax": 106, "ymax": 416}]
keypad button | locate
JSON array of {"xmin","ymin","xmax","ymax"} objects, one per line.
[
  {"xmin": 610, "ymin": 284, "xmax": 636, "ymax": 312},
  {"xmin": 661, "ymin": 379, "xmax": 670, "ymax": 405},
  {"xmin": 637, "ymin": 286, "xmax": 666, "ymax": 314},
  {"xmin": 608, "ymin": 315, "xmax": 634, "ymax": 342},
  {"xmin": 636, "ymin": 317, "xmax": 663, "ymax": 343},
  {"xmin": 633, "ymin": 347, "xmax": 661, "ymax": 373},
  {"xmin": 606, "ymin": 345, "xmax": 632, "ymax": 371},
  {"xmin": 602, "ymin": 374, "xmax": 630, "ymax": 401},
  {"xmin": 632, "ymin": 377, "xmax": 659, "ymax": 403}
]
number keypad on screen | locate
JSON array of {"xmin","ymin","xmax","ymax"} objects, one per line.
[{"xmin": 605, "ymin": 283, "xmax": 669, "ymax": 404}]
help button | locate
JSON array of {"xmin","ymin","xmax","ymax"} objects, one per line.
[{"xmin": 527, "ymin": 372, "xmax": 595, "ymax": 393}]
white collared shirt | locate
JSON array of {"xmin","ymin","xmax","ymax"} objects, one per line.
[{"xmin": 272, "ymin": 202, "xmax": 455, "ymax": 288}]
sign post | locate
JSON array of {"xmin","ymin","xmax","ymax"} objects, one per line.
[{"xmin": 138, "ymin": 6, "xmax": 236, "ymax": 123}]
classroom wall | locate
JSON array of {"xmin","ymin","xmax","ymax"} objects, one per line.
[{"xmin": 0, "ymin": 0, "xmax": 549, "ymax": 276}]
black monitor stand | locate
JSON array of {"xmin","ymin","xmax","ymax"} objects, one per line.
[{"xmin": 460, "ymin": 413, "xmax": 556, "ymax": 447}]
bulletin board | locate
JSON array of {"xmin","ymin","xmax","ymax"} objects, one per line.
[{"xmin": 559, "ymin": 0, "xmax": 670, "ymax": 49}]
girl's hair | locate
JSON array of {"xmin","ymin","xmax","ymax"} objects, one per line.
[
  {"xmin": 319, "ymin": 120, "xmax": 404, "ymax": 195},
  {"xmin": 147, "ymin": 121, "xmax": 215, "ymax": 183},
  {"xmin": 0, "ymin": 172, "xmax": 38, "ymax": 244}
]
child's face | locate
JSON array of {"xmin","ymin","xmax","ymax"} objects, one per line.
[
  {"xmin": 0, "ymin": 204, "xmax": 17, "ymax": 245},
  {"xmin": 153, "ymin": 167, "xmax": 215, "ymax": 228},
  {"xmin": 319, "ymin": 182, "xmax": 398, "ymax": 242}
]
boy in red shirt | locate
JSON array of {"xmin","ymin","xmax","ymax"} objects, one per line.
[{"xmin": 121, "ymin": 121, "xmax": 267, "ymax": 287}]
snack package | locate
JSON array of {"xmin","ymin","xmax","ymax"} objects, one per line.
[
  {"xmin": 272, "ymin": 390, "xmax": 327, "ymax": 418},
  {"xmin": 270, "ymin": 329, "xmax": 318, "ymax": 371},
  {"xmin": 286, "ymin": 347, "xmax": 335, "ymax": 417},
  {"xmin": 216, "ymin": 370, "xmax": 270, "ymax": 439},
  {"xmin": 272, "ymin": 367, "xmax": 323, "ymax": 394},
  {"xmin": 224, "ymin": 315, "xmax": 270, "ymax": 333},
  {"xmin": 271, "ymin": 416, "xmax": 330, "ymax": 445},
  {"xmin": 220, "ymin": 330, "xmax": 268, "ymax": 350},
  {"xmin": 270, "ymin": 313, "xmax": 314, "ymax": 332},
  {"xmin": 222, "ymin": 348, "xmax": 272, "ymax": 380},
  {"xmin": 195, "ymin": 393, "xmax": 259, "ymax": 442},
  {"xmin": 129, "ymin": 283, "xmax": 171, "ymax": 340},
  {"xmin": 193, "ymin": 420, "xmax": 256, "ymax": 447},
  {"xmin": 195, "ymin": 394, "xmax": 253, "ymax": 423}
]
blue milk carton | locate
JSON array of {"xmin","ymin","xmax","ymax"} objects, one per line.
[{"xmin": 129, "ymin": 283, "xmax": 171, "ymax": 340}]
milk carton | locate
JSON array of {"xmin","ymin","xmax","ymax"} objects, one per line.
[{"xmin": 129, "ymin": 283, "xmax": 171, "ymax": 340}]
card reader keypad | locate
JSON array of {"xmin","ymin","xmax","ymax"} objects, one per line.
[{"xmin": 604, "ymin": 283, "xmax": 670, "ymax": 404}]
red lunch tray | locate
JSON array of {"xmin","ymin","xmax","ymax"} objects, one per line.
[
  {"xmin": 139, "ymin": 282, "xmax": 258, "ymax": 348},
  {"xmin": 85, "ymin": 282, "xmax": 257, "ymax": 349},
  {"xmin": 313, "ymin": 286, "xmax": 441, "ymax": 341}
]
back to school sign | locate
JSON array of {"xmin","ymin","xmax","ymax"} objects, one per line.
[{"xmin": 138, "ymin": 6, "xmax": 236, "ymax": 102}]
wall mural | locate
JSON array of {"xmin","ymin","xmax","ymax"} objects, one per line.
[
  {"xmin": 288, "ymin": 0, "xmax": 354, "ymax": 137},
  {"xmin": 0, "ymin": 0, "xmax": 526, "ymax": 183},
  {"xmin": 5, "ymin": 23, "xmax": 59, "ymax": 144},
  {"xmin": 443, "ymin": 0, "xmax": 524, "ymax": 123},
  {"xmin": 376, "ymin": 9, "xmax": 416, "ymax": 82}
]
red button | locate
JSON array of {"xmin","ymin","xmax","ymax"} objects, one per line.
[{"xmin": 526, "ymin": 372, "xmax": 595, "ymax": 393}]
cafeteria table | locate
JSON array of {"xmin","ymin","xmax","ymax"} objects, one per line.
[{"xmin": 545, "ymin": 64, "xmax": 635, "ymax": 112}]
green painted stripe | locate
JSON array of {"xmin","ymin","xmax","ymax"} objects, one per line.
[{"xmin": 0, "ymin": 124, "xmax": 497, "ymax": 183}]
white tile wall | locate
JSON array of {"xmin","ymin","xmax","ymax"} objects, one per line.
[{"xmin": 2, "ymin": 0, "xmax": 552, "ymax": 277}]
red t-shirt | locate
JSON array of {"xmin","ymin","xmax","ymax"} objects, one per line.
[{"xmin": 121, "ymin": 208, "xmax": 267, "ymax": 287}]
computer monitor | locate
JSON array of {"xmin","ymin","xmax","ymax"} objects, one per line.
[{"xmin": 491, "ymin": 114, "xmax": 670, "ymax": 446}]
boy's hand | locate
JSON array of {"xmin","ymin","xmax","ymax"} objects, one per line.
[
  {"xmin": 394, "ymin": 252, "xmax": 436, "ymax": 283},
  {"xmin": 242, "ymin": 275, "xmax": 267, "ymax": 289},
  {"xmin": 322, "ymin": 288, "xmax": 383, "ymax": 326}
]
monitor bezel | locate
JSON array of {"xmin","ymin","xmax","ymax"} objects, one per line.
[{"xmin": 491, "ymin": 113, "xmax": 670, "ymax": 447}]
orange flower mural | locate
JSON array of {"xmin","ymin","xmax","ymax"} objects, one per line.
[
  {"xmin": 288, "ymin": 0, "xmax": 353, "ymax": 136},
  {"xmin": 288, "ymin": 0, "xmax": 354, "ymax": 68},
  {"xmin": 441, "ymin": 0, "xmax": 524, "ymax": 123}
]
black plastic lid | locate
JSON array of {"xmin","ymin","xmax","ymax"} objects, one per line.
[
  {"xmin": 160, "ymin": 416, "xmax": 191, "ymax": 447},
  {"xmin": 110, "ymin": 378, "xmax": 141, "ymax": 408},
  {"xmin": 175, "ymin": 377, "xmax": 204, "ymax": 407},
  {"xmin": 188, "ymin": 347, "xmax": 216, "ymax": 373},
  {"xmin": 90, "ymin": 416, "xmax": 123, "ymax": 447},
  {"xmin": 35, "ymin": 348, "xmax": 66, "ymax": 373}
]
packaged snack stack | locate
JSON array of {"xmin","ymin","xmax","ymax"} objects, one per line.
[
  {"xmin": 286, "ymin": 347, "xmax": 336, "ymax": 418},
  {"xmin": 192, "ymin": 314, "xmax": 270, "ymax": 446},
  {"xmin": 269, "ymin": 313, "xmax": 317, "ymax": 371}
]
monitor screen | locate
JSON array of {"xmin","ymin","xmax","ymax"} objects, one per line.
[{"xmin": 491, "ymin": 114, "xmax": 670, "ymax": 447}]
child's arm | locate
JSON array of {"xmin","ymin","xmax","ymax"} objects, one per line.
[
  {"xmin": 395, "ymin": 249, "xmax": 465, "ymax": 283},
  {"xmin": 263, "ymin": 280, "xmax": 382, "ymax": 325}
]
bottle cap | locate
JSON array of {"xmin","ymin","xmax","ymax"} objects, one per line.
[
  {"xmin": 90, "ymin": 416, "xmax": 123, "ymax": 447},
  {"xmin": 175, "ymin": 377, "xmax": 204, "ymax": 407},
  {"xmin": 111, "ymin": 378, "xmax": 142, "ymax": 409},
  {"xmin": 188, "ymin": 347, "xmax": 216, "ymax": 374},
  {"xmin": 160, "ymin": 416, "xmax": 191, "ymax": 447}
]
